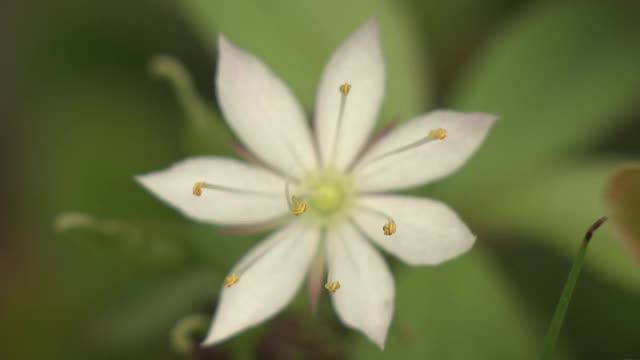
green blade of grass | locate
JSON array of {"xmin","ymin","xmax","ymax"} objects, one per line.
[{"xmin": 541, "ymin": 216, "xmax": 608, "ymax": 359}]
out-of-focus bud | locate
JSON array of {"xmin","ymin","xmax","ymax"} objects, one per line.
[{"xmin": 171, "ymin": 313, "xmax": 210, "ymax": 355}]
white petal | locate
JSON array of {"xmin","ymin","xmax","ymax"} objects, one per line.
[
  {"xmin": 353, "ymin": 111, "xmax": 496, "ymax": 192},
  {"xmin": 326, "ymin": 222, "xmax": 394, "ymax": 348},
  {"xmin": 314, "ymin": 18, "xmax": 385, "ymax": 170},
  {"xmin": 136, "ymin": 156, "xmax": 287, "ymax": 225},
  {"xmin": 217, "ymin": 35, "xmax": 318, "ymax": 176},
  {"xmin": 203, "ymin": 221, "xmax": 320, "ymax": 345},
  {"xmin": 354, "ymin": 194, "xmax": 475, "ymax": 265}
]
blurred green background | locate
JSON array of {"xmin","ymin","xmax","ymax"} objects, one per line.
[{"xmin": 3, "ymin": 0, "xmax": 640, "ymax": 359}]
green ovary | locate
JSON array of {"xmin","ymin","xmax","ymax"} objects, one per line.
[
  {"xmin": 299, "ymin": 169, "xmax": 354, "ymax": 225},
  {"xmin": 310, "ymin": 183, "xmax": 344, "ymax": 214}
]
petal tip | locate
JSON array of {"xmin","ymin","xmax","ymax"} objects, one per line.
[
  {"xmin": 359, "ymin": 17, "xmax": 381, "ymax": 43},
  {"xmin": 134, "ymin": 173, "xmax": 152, "ymax": 189},
  {"xmin": 432, "ymin": 230, "xmax": 476, "ymax": 265},
  {"xmin": 463, "ymin": 233, "xmax": 477, "ymax": 253},
  {"xmin": 372, "ymin": 333, "xmax": 388, "ymax": 350},
  {"xmin": 201, "ymin": 323, "xmax": 231, "ymax": 348},
  {"xmin": 475, "ymin": 112, "xmax": 499, "ymax": 124},
  {"xmin": 217, "ymin": 33, "xmax": 230, "ymax": 49},
  {"xmin": 217, "ymin": 34, "xmax": 239, "ymax": 61},
  {"xmin": 200, "ymin": 332, "xmax": 221, "ymax": 348},
  {"xmin": 363, "ymin": 16, "xmax": 380, "ymax": 31}
]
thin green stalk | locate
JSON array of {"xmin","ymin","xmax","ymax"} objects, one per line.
[
  {"xmin": 149, "ymin": 55, "xmax": 231, "ymax": 155},
  {"xmin": 541, "ymin": 216, "xmax": 608, "ymax": 360}
]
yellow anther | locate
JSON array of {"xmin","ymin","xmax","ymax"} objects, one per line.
[
  {"xmin": 224, "ymin": 272, "xmax": 239, "ymax": 287},
  {"xmin": 290, "ymin": 196, "xmax": 308, "ymax": 216},
  {"xmin": 430, "ymin": 128, "xmax": 447, "ymax": 140},
  {"xmin": 325, "ymin": 281, "xmax": 341, "ymax": 293},
  {"xmin": 382, "ymin": 219, "xmax": 397, "ymax": 236},
  {"xmin": 192, "ymin": 182, "xmax": 205, "ymax": 196},
  {"xmin": 339, "ymin": 83, "xmax": 351, "ymax": 94}
]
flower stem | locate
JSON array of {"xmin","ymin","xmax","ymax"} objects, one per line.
[
  {"xmin": 149, "ymin": 55, "xmax": 231, "ymax": 154},
  {"xmin": 541, "ymin": 216, "xmax": 608, "ymax": 359}
]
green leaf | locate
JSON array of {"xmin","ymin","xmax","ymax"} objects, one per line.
[
  {"xmin": 474, "ymin": 161, "xmax": 640, "ymax": 292},
  {"xmin": 606, "ymin": 165, "xmax": 640, "ymax": 263},
  {"xmin": 93, "ymin": 269, "xmax": 219, "ymax": 350},
  {"xmin": 442, "ymin": 0, "xmax": 640, "ymax": 197},
  {"xmin": 177, "ymin": 0, "xmax": 431, "ymax": 124},
  {"xmin": 350, "ymin": 253, "xmax": 539, "ymax": 359}
]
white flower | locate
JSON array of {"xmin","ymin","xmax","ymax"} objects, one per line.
[{"xmin": 137, "ymin": 18, "xmax": 496, "ymax": 349}]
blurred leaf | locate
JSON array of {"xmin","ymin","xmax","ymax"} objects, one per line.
[
  {"xmin": 442, "ymin": 0, "xmax": 640, "ymax": 196},
  {"xmin": 476, "ymin": 160, "xmax": 640, "ymax": 291},
  {"xmin": 411, "ymin": 0, "xmax": 516, "ymax": 94},
  {"xmin": 493, "ymin": 236, "xmax": 640, "ymax": 359},
  {"xmin": 606, "ymin": 165, "xmax": 640, "ymax": 263},
  {"xmin": 29, "ymin": 74, "xmax": 180, "ymax": 221},
  {"xmin": 350, "ymin": 253, "xmax": 539, "ymax": 359},
  {"xmin": 94, "ymin": 269, "xmax": 218, "ymax": 351},
  {"xmin": 177, "ymin": 0, "xmax": 431, "ymax": 124}
]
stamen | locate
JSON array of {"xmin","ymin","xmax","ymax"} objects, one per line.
[
  {"xmin": 192, "ymin": 182, "xmax": 204, "ymax": 196},
  {"xmin": 356, "ymin": 205, "xmax": 397, "ymax": 236},
  {"xmin": 382, "ymin": 219, "xmax": 397, "ymax": 236},
  {"xmin": 362, "ymin": 127, "xmax": 449, "ymax": 166},
  {"xmin": 430, "ymin": 128, "xmax": 447, "ymax": 140},
  {"xmin": 284, "ymin": 174, "xmax": 309, "ymax": 216},
  {"xmin": 224, "ymin": 272, "xmax": 239, "ymax": 287},
  {"xmin": 329, "ymin": 82, "xmax": 351, "ymax": 163},
  {"xmin": 325, "ymin": 280, "xmax": 341, "ymax": 293},
  {"xmin": 290, "ymin": 196, "xmax": 308, "ymax": 216},
  {"xmin": 191, "ymin": 181, "xmax": 278, "ymax": 197}
]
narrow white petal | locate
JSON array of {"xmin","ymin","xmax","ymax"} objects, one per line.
[
  {"xmin": 136, "ymin": 157, "xmax": 287, "ymax": 225},
  {"xmin": 354, "ymin": 195, "xmax": 475, "ymax": 265},
  {"xmin": 353, "ymin": 111, "xmax": 496, "ymax": 192},
  {"xmin": 314, "ymin": 18, "xmax": 385, "ymax": 169},
  {"xmin": 326, "ymin": 222, "xmax": 394, "ymax": 348},
  {"xmin": 217, "ymin": 36, "xmax": 318, "ymax": 176},
  {"xmin": 203, "ymin": 221, "xmax": 320, "ymax": 345}
]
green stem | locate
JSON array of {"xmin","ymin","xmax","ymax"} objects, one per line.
[
  {"xmin": 149, "ymin": 55, "xmax": 234, "ymax": 156},
  {"xmin": 150, "ymin": 55, "xmax": 211, "ymax": 128},
  {"xmin": 541, "ymin": 216, "xmax": 607, "ymax": 360}
]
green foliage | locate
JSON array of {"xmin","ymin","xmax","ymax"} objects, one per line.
[
  {"xmin": 473, "ymin": 161, "xmax": 640, "ymax": 292},
  {"xmin": 442, "ymin": 0, "xmax": 640, "ymax": 198},
  {"xmin": 178, "ymin": 0, "xmax": 432, "ymax": 124},
  {"xmin": 541, "ymin": 217, "xmax": 606, "ymax": 360},
  {"xmin": 95, "ymin": 270, "xmax": 218, "ymax": 351},
  {"xmin": 8, "ymin": 0, "xmax": 640, "ymax": 359}
]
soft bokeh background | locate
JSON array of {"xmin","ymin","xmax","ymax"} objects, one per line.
[{"xmin": 3, "ymin": 0, "xmax": 640, "ymax": 359}]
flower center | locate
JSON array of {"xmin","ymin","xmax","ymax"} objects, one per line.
[
  {"xmin": 310, "ymin": 182, "xmax": 344, "ymax": 214},
  {"xmin": 296, "ymin": 168, "xmax": 354, "ymax": 225}
]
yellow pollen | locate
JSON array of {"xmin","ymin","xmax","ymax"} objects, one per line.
[
  {"xmin": 430, "ymin": 128, "xmax": 447, "ymax": 140},
  {"xmin": 290, "ymin": 196, "xmax": 308, "ymax": 216},
  {"xmin": 339, "ymin": 83, "xmax": 351, "ymax": 94},
  {"xmin": 192, "ymin": 182, "xmax": 205, "ymax": 196},
  {"xmin": 383, "ymin": 220, "xmax": 397, "ymax": 236},
  {"xmin": 224, "ymin": 272, "xmax": 239, "ymax": 287},
  {"xmin": 325, "ymin": 281, "xmax": 341, "ymax": 293}
]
